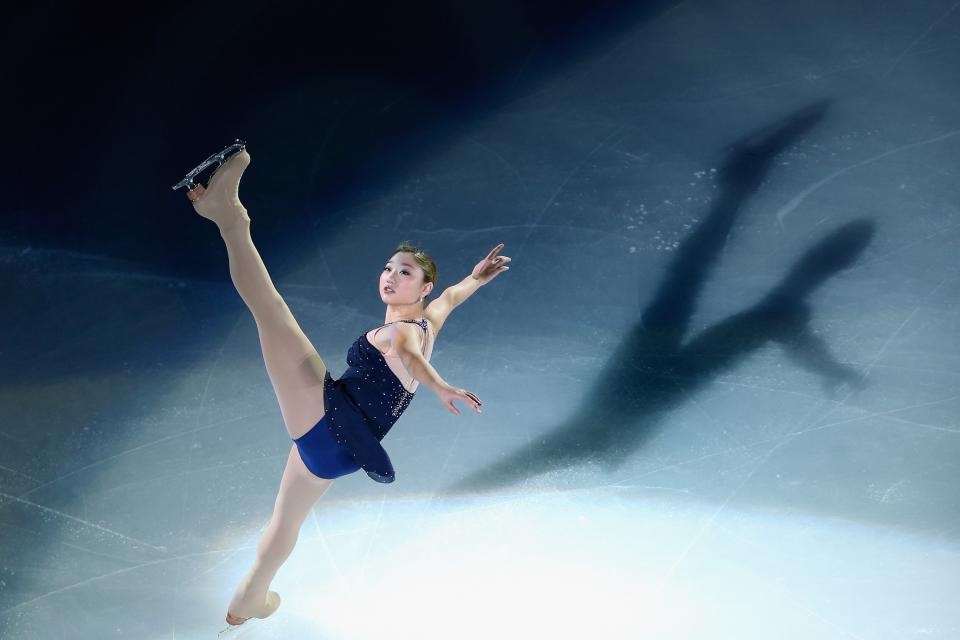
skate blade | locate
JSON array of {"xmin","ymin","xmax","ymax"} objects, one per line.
[
  {"xmin": 216, "ymin": 617, "xmax": 259, "ymax": 638},
  {"xmin": 172, "ymin": 139, "xmax": 247, "ymax": 191}
]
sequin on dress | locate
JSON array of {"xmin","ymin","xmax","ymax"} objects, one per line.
[{"xmin": 322, "ymin": 318, "xmax": 430, "ymax": 483}]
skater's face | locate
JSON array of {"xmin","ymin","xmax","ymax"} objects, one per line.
[{"xmin": 381, "ymin": 252, "xmax": 431, "ymax": 305}]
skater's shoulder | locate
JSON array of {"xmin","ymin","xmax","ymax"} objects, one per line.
[{"xmin": 423, "ymin": 305, "xmax": 446, "ymax": 335}]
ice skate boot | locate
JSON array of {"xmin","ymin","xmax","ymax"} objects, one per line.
[
  {"xmin": 172, "ymin": 139, "xmax": 251, "ymax": 231},
  {"xmin": 217, "ymin": 590, "xmax": 281, "ymax": 637}
]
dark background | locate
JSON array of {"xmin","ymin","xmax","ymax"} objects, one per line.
[{"xmin": 2, "ymin": 0, "xmax": 675, "ymax": 275}]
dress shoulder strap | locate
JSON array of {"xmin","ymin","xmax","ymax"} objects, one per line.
[{"xmin": 400, "ymin": 318, "xmax": 429, "ymax": 331}]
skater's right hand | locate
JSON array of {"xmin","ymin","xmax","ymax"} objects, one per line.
[
  {"xmin": 436, "ymin": 384, "xmax": 482, "ymax": 416},
  {"xmin": 470, "ymin": 243, "xmax": 510, "ymax": 285}
]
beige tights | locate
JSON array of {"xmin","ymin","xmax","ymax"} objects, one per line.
[
  {"xmin": 226, "ymin": 446, "xmax": 333, "ymax": 619},
  {"xmin": 190, "ymin": 150, "xmax": 337, "ymax": 620}
]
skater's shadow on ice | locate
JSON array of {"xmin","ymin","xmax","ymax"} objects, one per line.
[{"xmin": 443, "ymin": 100, "xmax": 875, "ymax": 495}]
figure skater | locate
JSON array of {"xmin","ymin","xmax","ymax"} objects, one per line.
[{"xmin": 175, "ymin": 142, "xmax": 511, "ymax": 628}]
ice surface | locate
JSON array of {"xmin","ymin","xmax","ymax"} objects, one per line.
[{"xmin": 2, "ymin": 0, "xmax": 959, "ymax": 638}]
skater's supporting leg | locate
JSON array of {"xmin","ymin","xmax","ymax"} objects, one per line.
[{"xmin": 227, "ymin": 445, "xmax": 334, "ymax": 619}]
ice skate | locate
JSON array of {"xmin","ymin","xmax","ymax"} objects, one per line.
[
  {"xmin": 217, "ymin": 590, "xmax": 281, "ymax": 637},
  {"xmin": 172, "ymin": 139, "xmax": 251, "ymax": 231},
  {"xmin": 171, "ymin": 139, "xmax": 246, "ymax": 192}
]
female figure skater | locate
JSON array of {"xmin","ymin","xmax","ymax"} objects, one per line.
[{"xmin": 179, "ymin": 144, "xmax": 511, "ymax": 627}]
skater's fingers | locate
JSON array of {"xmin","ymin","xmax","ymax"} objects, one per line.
[
  {"xmin": 187, "ymin": 185, "xmax": 206, "ymax": 202},
  {"xmin": 485, "ymin": 243, "xmax": 504, "ymax": 260}
]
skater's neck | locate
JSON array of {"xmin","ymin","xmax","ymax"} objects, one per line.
[{"xmin": 383, "ymin": 304, "xmax": 424, "ymax": 324}]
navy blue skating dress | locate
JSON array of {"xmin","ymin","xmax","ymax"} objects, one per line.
[{"xmin": 292, "ymin": 318, "xmax": 430, "ymax": 483}]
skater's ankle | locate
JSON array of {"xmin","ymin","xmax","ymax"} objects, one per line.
[{"xmin": 218, "ymin": 211, "xmax": 251, "ymax": 236}]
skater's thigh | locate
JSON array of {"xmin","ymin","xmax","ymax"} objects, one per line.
[
  {"xmin": 255, "ymin": 298, "xmax": 328, "ymax": 440},
  {"xmin": 272, "ymin": 444, "xmax": 335, "ymax": 528}
]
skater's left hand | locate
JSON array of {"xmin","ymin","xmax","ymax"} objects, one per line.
[
  {"xmin": 471, "ymin": 243, "xmax": 511, "ymax": 285},
  {"xmin": 436, "ymin": 384, "xmax": 483, "ymax": 416}
]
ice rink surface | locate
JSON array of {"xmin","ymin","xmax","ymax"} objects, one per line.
[{"xmin": 1, "ymin": 0, "xmax": 958, "ymax": 638}]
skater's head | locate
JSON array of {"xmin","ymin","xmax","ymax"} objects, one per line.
[{"xmin": 382, "ymin": 241, "xmax": 437, "ymax": 308}]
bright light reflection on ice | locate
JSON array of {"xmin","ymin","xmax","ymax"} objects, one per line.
[{"xmin": 272, "ymin": 491, "xmax": 960, "ymax": 640}]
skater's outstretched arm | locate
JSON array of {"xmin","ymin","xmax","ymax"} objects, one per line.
[
  {"xmin": 420, "ymin": 243, "xmax": 509, "ymax": 416},
  {"xmin": 429, "ymin": 243, "xmax": 511, "ymax": 320},
  {"xmin": 390, "ymin": 321, "xmax": 484, "ymax": 416}
]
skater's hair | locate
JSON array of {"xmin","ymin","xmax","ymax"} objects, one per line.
[{"xmin": 390, "ymin": 241, "xmax": 438, "ymax": 303}]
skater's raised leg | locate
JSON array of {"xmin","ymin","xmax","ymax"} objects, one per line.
[
  {"xmin": 186, "ymin": 150, "xmax": 327, "ymax": 440},
  {"xmin": 189, "ymin": 150, "xmax": 279, "ymax": 312}
]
